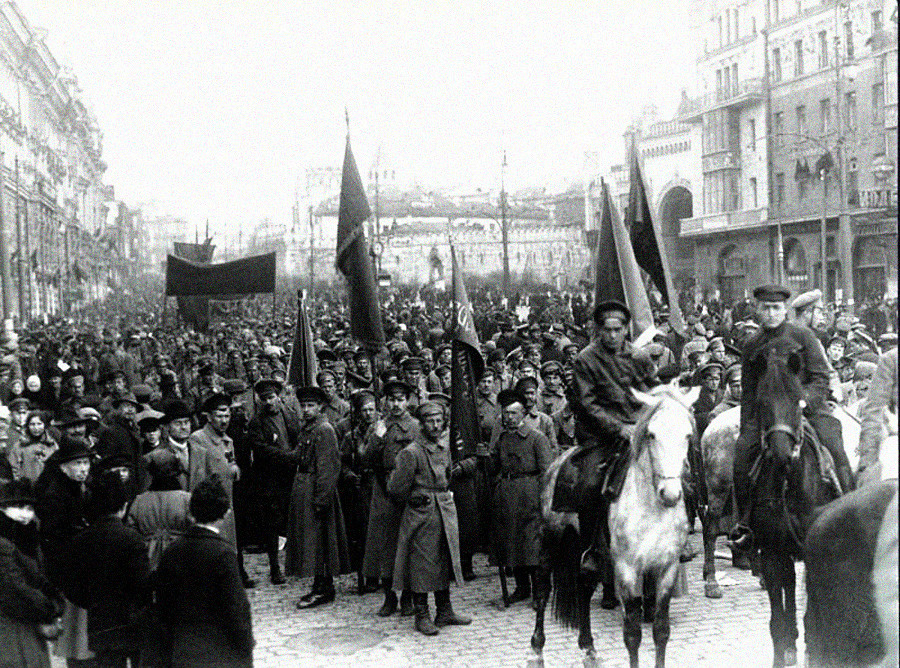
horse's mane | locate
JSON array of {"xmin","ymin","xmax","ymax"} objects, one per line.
[
  {"xmin": 630, "ymin": 384, "xmax": 695, "ymax": 460},
  {"xmin": 754, "ymin": 353, "xmax": 803, "ymax": 414}
]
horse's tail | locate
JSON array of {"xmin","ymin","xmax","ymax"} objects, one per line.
[{"xmin": 549, "ymin": 523, "xmax": 586, "ymax": 630}]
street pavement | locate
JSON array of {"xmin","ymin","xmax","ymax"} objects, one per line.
[{"xmin": 243, "ymin": 529, "xmax": 808, "ymax": 668}]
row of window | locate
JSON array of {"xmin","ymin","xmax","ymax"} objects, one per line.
[
  {"xmin": 395, "ymin": 249, "xmax": 579, "ymax": 267},
  {"xmin": 773, "ymin": 156, "xmax": 870, "ymax": 207},
  {"xmin": 771, "ymin": 84, "xmax": 884, "ymax": 146},
  {"xmin": 771, "ymin": 12, "xmax": 883, "ymax": 83},
  {"xmin": 641, "ymin": 141, "xmax": 690, "ymax": 159}
]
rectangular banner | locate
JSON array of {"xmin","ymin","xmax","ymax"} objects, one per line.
[{"xmin": 165, "ymin": 252, "xmax": 276, "ymax": 296}]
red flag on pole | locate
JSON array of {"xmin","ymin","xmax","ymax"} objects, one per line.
[
  {"xmin": 627, "ymin": 138, "xmax": 686, "ymax": 336},
  {"xmin": 594, "ymin": 178, "xmax": 655, "ymax": 340},
  {"xmin": 335, "ymin": 135, "xmax": 385, "ymax": 351},
  {"xmin": 450, "ymin": 245, "xmax": 484, "ymax": 463},
  {"xmin": 287, "ymin": 293, "xmax": 318, "ymax": 388}
]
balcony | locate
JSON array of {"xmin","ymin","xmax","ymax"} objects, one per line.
[
  {"xmin": 848, "ymin": 189, "xmax": 898, "ymax": 210},
  {"xmin": 678, "ymin": 78, "xmax": 765, "ymax": 122},
  {"xmin": 681, "ymin": 207, "xmax": 768, "ymax": 237},
  {"xmin": 702, "ymin": 151, "xmax": 741, "ymax": 173}
]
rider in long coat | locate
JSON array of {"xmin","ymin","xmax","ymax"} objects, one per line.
[
  {"xmin": 387, "ymin": 401, "xmax": 470, "ymax": 635},
  {"xmin": 285, "ymin": 386, "xmax": 350, "ymax": 608},
  {"xmin": 489, "ymin": 389, "xmax": 552, "ymax": 604},
  {"xmin": 731, "ymin": 285, "xmax": 852, "ymax": 548},
  {"xmin": 361, "ymin": 380, "xmax": 419, "ymax": 616}
]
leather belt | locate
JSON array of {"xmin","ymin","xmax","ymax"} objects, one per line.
[{"xmin": 499, "ymin": 470, "xmax": 539, "ymax": 480}]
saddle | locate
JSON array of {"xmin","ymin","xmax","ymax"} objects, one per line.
[{"xmin": 551, "ymin": 439, "xmax": 630, "ymax": 513}]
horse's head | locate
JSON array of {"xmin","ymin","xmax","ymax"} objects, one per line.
[
  {"xmin": 632, "ymin": 385, "xmax": 700, "ymax": 507},
  {"xmin": 755, "ymin": 352, "xmax": 805, "ymax": 468}
]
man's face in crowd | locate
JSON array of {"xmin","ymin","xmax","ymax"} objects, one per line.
[
  {"xmin": 526, "ymin": 347, "xmax": 541, "ymax": 366},
  {"xmin": 118, "ymin": 402, "xmax": 137, "ymax": 425},
  {"xmin": 420, "ymin": 350, "xmax": 433, "ymax": 369},
  {"xmin": 709, "ymin": 342, "xmax": 725, "ymax": 362},
  {"xmin": 439, "ymin": 348, "xmax": 452, "ymax": 366},
  {"xmin": 437, "ymin": 368, "xmax": 451, "ymax": 389},
  {"xmin": 564, "ymin": 347, "xmax": 578, "ymax": 365},
  {"xmin": 245, "ymin": 361, "xmax": 259, "ymax": 383},
  {"xmin": 143, "ymin": 427, "xmax": 161, "ymax": 448},
  {"xmin": 518, "ymin": 363, "xmax": 536, "ymax": 379},
  {"xmin": 385, "ymin": 389, "xmax": 408, "ymax": 417},
  {"xmin": 113, "ymin": 375, "xmax": 127, "ymax": 393},
  {"xmin": 598, "ymin": 316, "xmax": 627, "ymax": 352},
  {"xmin": 545, "ymin": 371, "xmax": 562, "ymax": 391},
  {"xmin": 61, "ymin": 456, "xmax": 90, "ymax": 483},
  {"xmin": 827, "ymin": 341, "xmax": 845, "ymax": 362},
  {"xmin": 520, "ymin": 385, "xmax": 537, "ymax": 410},
  {"xmin": 208, "ymin": 405, "xmax": 231, "ymax": 434},
  {"xmin": 356, "ymin": 357, "xmax": 371, "ymax": 377},
  {"xmin": 168, "ymin": 417, "xmax": 192, "ymax": 441},
  {"xmin": 807, "ymin": 303, "xmax": 826, "ymax": 330},
  {"xmin": 757, "ymin": 300, "xmax": 787, "ymax": 329},
  {"xmin": 49, "ymin": 375, "xmax": 62, "ymax": 392},
  {"xmin": 358, "ymin": 399, "xmax": 377, "ymax": 424},
  {"xmin": 69, "ymin": 375, "xmax": 85, "ymax": 397},
  {"xmin": 477, "ymin": 373, "xmax": 495, "ymax": 395},
  {"xmin": 299, "ymin": 399, "xmax": 321, "ymax": 423},
  {"xmin": 404, "ymin": 367, "xmax": 422, "ymax": 386},
  {"xmin": 702, "ymin": 370, "xmax": 721, "ymax": 392},
  {"xmin": 65, "ymin": 423, "xmax": 87, "ymax": 439},
  {"xmin": 501, "ymin": 401, "xmax": 525, "ymax": 431},
  {"xmin": 728, "ymin": 372, "xmax": 742, "ymax": 401},
  {"xmin": 261, "ymin": 390, "xmax": 281, "ymax": 414},
  {"xmin": 421, "ymin": 411, "xmax": 445, "ymax": 440},
  {"xmin": 319, "ymin": 374, "xmax": 336, "ymax": 398}
]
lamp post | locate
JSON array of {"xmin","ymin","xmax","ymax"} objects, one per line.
[{"xmin": 500, "ymin": 151, "xmax": 509, "ymax": 298}]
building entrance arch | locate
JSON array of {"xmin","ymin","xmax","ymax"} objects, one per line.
[{"xmin": 657, "ymin": 185, "xmax": 694, "ymax": 294}]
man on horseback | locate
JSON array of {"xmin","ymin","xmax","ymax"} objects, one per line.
[
  {"xmin": 569, "ymin": 300, "xmax": 658, "ymax": 603},
  {"xmin": 730, "ymin": 285, "xmax": 853, "ymax": 549}
]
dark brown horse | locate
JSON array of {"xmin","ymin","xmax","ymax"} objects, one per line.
[{"xmin": 747, "ymin": 352, "xmax": 843, "ymax": 668}]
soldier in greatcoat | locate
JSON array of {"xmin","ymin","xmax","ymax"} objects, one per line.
[
  {"xmin": 361, "ymin": 379, "xmax": 419, "ymax": 617},
  {"xmin": 286, "ymin": 386, "xmax": 350, "ymax": 608},
  {"xmin": 489, "ymin": 388, "xmax": 552, "ymax": 605},
  {"xmin": 388, "ymin": 400, "xmax": 471, "ymax": 636}
]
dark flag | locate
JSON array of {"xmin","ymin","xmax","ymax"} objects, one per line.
[
  {"xmin": 335, "ymin": 136, "xmax": 385, "ymax": 351},
  {"xmin": 594, "ymin": 178, "xmax": 654, "ymax": 340},
  {"xmin": 287, "ymin": 292, "xmax": 318, "ymax": 388},
  {"xmin": 449, "ymin": 245, "xmax": 484, "ymax": 463},
  {"xmin": 165, "ymin": 252, "xmax": 276, "ymax": 296},
  {"xmin": 627, "ymin": 139, "xmax": 686, "ymax": 336},
  {"xmin": 172, "ymin": 240, "xmax": 215, "ymax": 332}
]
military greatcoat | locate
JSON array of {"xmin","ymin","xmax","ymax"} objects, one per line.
[{"xmin": 361, "ymin": 412, "xmax": 419, "ymax": 580}]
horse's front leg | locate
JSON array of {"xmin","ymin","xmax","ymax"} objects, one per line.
[
  {"xmin": 760, "ymin": 549, "xmax": 787, "ymax": 668},
  {"xmin": 781, "ymin": 554, "xmax": 798, "ymax": 666},
  {"xmin": 652, "ymin": 563, "xmax": 679, "ymax": 668},
  {"xmin": 702, "ymin": 506, "xmax": 723, "ymax": 598},
  {"xmin": 578, "ymin": 569, "xmax": 599, "ymax": 667},
  {"xmin": 622, "ymin": 594, "xmax": 643, "ymax": 668},
  {"xmin": 528, "ymin": 556, "xmax": 551, "ymax": 667}
]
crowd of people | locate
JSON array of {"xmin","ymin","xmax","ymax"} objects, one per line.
[{"xmin": 0, "ymin": 278, "xmax": 896, "ymax": 667}]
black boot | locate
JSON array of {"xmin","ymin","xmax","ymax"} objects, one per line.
[
  {"xmin": 238, "ymin": 549, "xmax": 256, "ymax": 588},
  {"xmin": 508, "ymin": 567, "xmax": 531, "ymax": 604},
  {"xmin": 269, "ymin": 551, "xmax": 285, "ymax": 585},
  {"xmin": 433, "ymin": 589, "xmax": 471, "ymax": 627},
  {"xmin": 297, "ymin": 576, "xmax": 335, "ymax": 608},
  {"xmin": 414, "ymin": 593, "xmax": 438, "ymax": 636},
  {"xmin": 399, "ymin": 590, "xmax": 415, "ymax": 617},
  {"xmin": 299, "ymin": 576, "xmax": 324, "ymax": 602},
  {"xmin": 377, "ymin": 580, "xmax": 398, "ymax": 617}
]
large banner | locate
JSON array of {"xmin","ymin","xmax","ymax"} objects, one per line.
[
  {"xmin": 172, "ymin": 241, "xmax": 215, "ymax": 331},
  {"xmin": 165, "ymin": 252, "xmax": 276, "ymax": 297}
]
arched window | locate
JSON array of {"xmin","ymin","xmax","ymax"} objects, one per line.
[{"xmin": 783, "ymin": 238, "xmax": 808, "ymax": 294}]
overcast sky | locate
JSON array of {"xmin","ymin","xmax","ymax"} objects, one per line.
[{"xmin": 18, "ymin": 0, "xmax": 695, "ymax": 234}]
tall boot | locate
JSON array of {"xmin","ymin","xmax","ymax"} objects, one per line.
[
  {"xmin": 433, "ymin": 589, "xmax": 471, "ymax": 627},
  {"xmin": 414, "ymin": 593, "xmax": 438, "ymax": 636},
  {"xmin": 299, "ymin": 575, "xmax": 324, "ymax": 603},
  {"xmin": 399, "ymin": 590, "xmax": 415, "ymax": 616},
  {"xmin": 238, "ymin": 548, "xmax": 256, "ymax": 588},
  {"xmin": 377, "ymin": 579, "xmax": 397, "ymax": 617},
  {"xmin": 268, "ymin": 548, "xmax": 285, "ymax": 585},
  {"xmin": 509, "ymin": 567, "xmax": 531, "ymax": 604}
]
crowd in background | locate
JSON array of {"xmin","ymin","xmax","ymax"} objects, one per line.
[{"xmin": 0, "ymin": 278, "xmax": 896, "ymax": 666}]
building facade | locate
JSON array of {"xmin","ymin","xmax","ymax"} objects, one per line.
[
  {"xmin": 0, "ymin": 2, "xmax": 118, "ymax": 321},
  {"xmin": 675, "ymin": 0, "xmax": 897, "ymax": 306}
]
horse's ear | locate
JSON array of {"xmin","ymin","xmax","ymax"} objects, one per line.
[{"xmin": 681, "ymin": 386, "xmax": 702, "ymax": 408}]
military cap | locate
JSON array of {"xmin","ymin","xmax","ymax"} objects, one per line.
[
  {"xmin": 593, "ymin": 300, "xmax": 631, "ymax": 325},
  {"xmin": 222, "ymin": 379, "xmax": 248, "ymax": 396},
  {"xmin": 349, "ymin": 389, "xmax": 376, "ymax": 409},
  {"xmin": 296, "ymin": 386, "xmax": 328, "ymax": 404},
  {"xmin": 8, "ymin": 397, "xmax": 29, "ymax": 411},
  {"xmin": 697, "ymin": 361, "xmax": 724, "ymax": 378},
  {"xmin": 497, "ymin": 388, "xmax": 527, "ymax": 408},
  {"xmin": 132, "ymin": 384, "xmax": 153, "ymax": 403},
  {"xmin": 514, "ymin": 376, "xmax": 539, "ymax": 393},
  {"xmin": 853, "ymin": 360, "xmax": 878, "ymax": 382},
  {"xmin": 401, "ymin": 356, "xmax": 424, "ymax": 371},
  {"xmin": 752, "ymin": 285, "xmax": 791, "ymax": 302},
  {"xmin": 200, "ymin": 392, "xmax": 230, "ymax": 413},
  {"xmin": 791, "ymin": 289, "xmax": 823, "ymax": 312},
  {"xmin": 487, "ymin": 349, "xmax": 506, "ymax": 365},
  {"xmin": 682, "ymin": 339, "xmax": 709, "ymax": 357},
  {"xmin": 253, "ymin": 378, "xmax": 283, "ymax": 396},
  {"xmin": 162, "ymin": 399, "xmax": 193, "ymax": 423},
  {"xmin": 827, "ymin": 335, "xmax": 846, "ymax": 348},
  {"xmin": 540, "ymin": 361, "xmax": 563, "ymax": 378},
  {"xmin": 382, "ymin": 379, "xmax": 412, "ymax": 397},
  {"xmin": 111, "ymin": 392, "xmax": 141, "ymax": 409},
  {"xmin": 724, "ymin": 364, "xmax": 742, "ymax": 382},
  {"xmin": 316, "ymin": 348, "xmax": 338, "ymax": 364},
  {"xmin": 427, "ymin": 392, "xmax": 450, "ymax": 408},
  {"xmin": 418, "ymin": 400, "xmax": 445, "ymax": 419}
]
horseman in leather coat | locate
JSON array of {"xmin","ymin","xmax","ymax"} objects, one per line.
[{"xmin": 730, "ymin": 285, "xmax": 852, "ymax": 549}]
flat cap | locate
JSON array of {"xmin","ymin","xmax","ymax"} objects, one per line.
[
  {"xmin": 753, "ymin": 285, "xmax": 791, "ymax": 302},
  {"xmin": 791, "ymin": 289, "xmax": 823, "ymax": 311},
  {"xmin": 593, "ymin": 300, "xmax": 631, "ymax": 325}
]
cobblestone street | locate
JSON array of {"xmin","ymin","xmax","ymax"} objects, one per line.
[{"xmin": 243, "ymin": 531, "xmax": 807, "ymax": 668}]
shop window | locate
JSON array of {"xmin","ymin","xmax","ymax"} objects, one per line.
[
  {"xmin": 783, "ymin": 237, "xmax": 808, "ymax": 294},
  {"xmin": 718, "ymin": 244, "xmax": 746, "ymax": 306}
]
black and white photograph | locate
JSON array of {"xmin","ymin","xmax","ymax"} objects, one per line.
[{"xmin": 0, "ymin": 1, "xmax": 896, "ymax": 666}]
